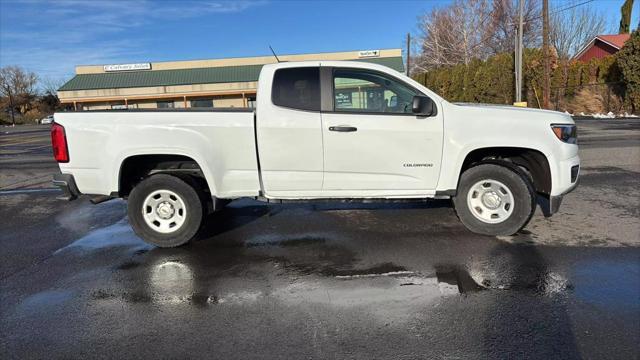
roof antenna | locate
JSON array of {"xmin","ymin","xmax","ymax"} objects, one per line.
[{"xmin": 269, "ymin": 45, "xmax": 281, "ymax": 63}]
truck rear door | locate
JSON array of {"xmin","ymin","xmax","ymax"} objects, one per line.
[{"xmin": 256, "ymin": 65, "xmax": 324, "ymax": 192}]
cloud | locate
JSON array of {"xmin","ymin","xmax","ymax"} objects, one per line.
[{"xmin": 0, "ymin": 0, "xmax": 266, "ymax": 80}]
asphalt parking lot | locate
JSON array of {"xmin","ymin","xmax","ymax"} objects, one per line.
[{"xmin": 1, "ymin": 119, "xmax": 639, "ymax": 359}]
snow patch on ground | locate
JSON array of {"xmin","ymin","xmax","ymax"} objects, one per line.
[
  {"xmin": 592, "ymin": 112, "xmax": 616, "ymax": 119},
  {"xmin": 571, "ymin": 111, "xmax": 638, "ymax": 118}
]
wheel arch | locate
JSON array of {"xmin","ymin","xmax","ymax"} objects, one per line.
[
  {"xmin": 459, "ymin": 147, "xmax": 552, "ymax": 195},
  {"xmin": 117, "ymin": 154, "xmax": 214, "ymax": 198}
]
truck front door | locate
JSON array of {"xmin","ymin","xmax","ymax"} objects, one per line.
[{"xmin": 321, "ymin": 67, "xmax": 443, "ymax": 193}]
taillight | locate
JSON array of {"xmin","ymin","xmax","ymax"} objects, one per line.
[{"xmin": 51, "ymin": 123, "xmax": 69, "ymax": 163}]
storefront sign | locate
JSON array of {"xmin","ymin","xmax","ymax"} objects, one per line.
[
  {"xmin": 103, "ymin": 63, "xmax": 151, "ymax": 72},
  {"xmin": 358, "ymin": 50, "xmax": 380, "ymax": 58}
]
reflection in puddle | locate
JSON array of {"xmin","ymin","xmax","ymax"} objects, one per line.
[
  {"xmin": 466, "ymin": 258, "xmax": 571, "ymax": 295},
  {"xmin": 435, "ymin": 266, "xmax": 485, "ymax": 294},
  {"xmin": 330, "ymin": 263, "xmax": 412, "ymax": 278},
  {"xmin": 149, "ymin": 260, "xmax": 195, "ymax": 303}
]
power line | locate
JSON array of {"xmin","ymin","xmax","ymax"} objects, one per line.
[
  {"xmin": 508, "ymin": 0, "xmax": 595, "ymax": 26},
  {"xmin": 551, "ymin": 0, "xmax": 595, "ymax": 16},
  {"xmin": 531, "ymin": 0, "xmax": 595, "ymax": 21}
]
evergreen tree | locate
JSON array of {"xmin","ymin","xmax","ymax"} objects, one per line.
[{"xmin": 616, "ymin": 30, "xmax": 640, "ymax": 112}]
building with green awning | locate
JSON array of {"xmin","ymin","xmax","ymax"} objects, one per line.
[{"xmin": 58, "ymin": 49, "xmax": 405, "ymax": 110}]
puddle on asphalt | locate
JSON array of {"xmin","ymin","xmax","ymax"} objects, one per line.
[
  {"xmin": 53, "ymin": 212, "xmax": 578, "ymax": 316},
  {"xmin": 327, "ymin": 263, "xmax": 411, "ymax": 278},
  {"xmin": 573, "ymin": 259, "xmax": 640, "ymax": 310},
  {"xmin": 16, "ymin": 289, "xmax": 73, "ymax": 314},
  {"xmin": 0, "ymin": 188, "xmax": 60, "ymax": 195},
  {"xmin": 54, "ymin": 218, "xmax": 149, "ymax": 254},
  {"xmin": 89, "ymin": 258, "xmax": 489, "ymax": 312},
  {"xmin": 245, "ymin": 235, "xmax": 328, "ymax": 248}
]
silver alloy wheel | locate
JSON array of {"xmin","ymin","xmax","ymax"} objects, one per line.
[
  {"xmin": 142, "ymin": 189, "xmax": 187, "ymax": 234},
  {"xmin": 466, "ymin": 179, "xmax": 515, "ymax": 224}
]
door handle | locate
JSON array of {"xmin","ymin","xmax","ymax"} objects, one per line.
[{"xmin": 329, "ymin": 126, "xmax": 357, "ymax": 132}]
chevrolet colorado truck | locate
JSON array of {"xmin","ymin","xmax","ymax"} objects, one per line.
[{"xmin": 51, "ymin": 61, "xmax": 579, "ymax": 247}]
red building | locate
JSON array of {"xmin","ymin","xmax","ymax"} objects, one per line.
[{"xmin": 574, "ymin": 34, "xmax": 631, "ymax": 62}]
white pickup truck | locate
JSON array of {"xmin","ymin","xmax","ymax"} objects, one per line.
[{"xmin": 52, "ymin": 61, "xmax": 579, "ymax": 247}]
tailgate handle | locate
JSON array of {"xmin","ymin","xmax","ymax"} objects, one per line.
[{"xmin": 329, "ymin": 126, "xmax": 357, "ymax": 132}]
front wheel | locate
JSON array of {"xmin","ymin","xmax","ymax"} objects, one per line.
[
  {"xmin": 128, "ymin": 174, "xmax": 204, "ymax": 247},
  {"xmin": 453, "ymin": 163, "xmax": 536, "ymax": 236}
]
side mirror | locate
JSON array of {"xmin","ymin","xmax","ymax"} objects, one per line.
[{"xmin": 412, "ymin": 95, "xmax": 435, "ymax": 116}]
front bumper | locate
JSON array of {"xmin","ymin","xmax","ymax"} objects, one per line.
[
  {"xmin": 52, "ymin": 173, "xmax": 80, "ymax": 200},
  {"xmin": 546, "ymin": 156, "xmax": 580, "ymax": 216},
  {"xmin": 549, "ymin": 176, "xmax": 579, "ymax": 214}
]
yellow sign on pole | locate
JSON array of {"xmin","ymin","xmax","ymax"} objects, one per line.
[{"xmin": 513, "ymin": 102, "xmax": 528, "ymax": 107}]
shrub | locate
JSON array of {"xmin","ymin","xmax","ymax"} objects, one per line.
[
  {"xmin": 616, "ymin": 30, "xmax": 640, "ymax": 113},
  {"xmin": 414, "ymin": 44, "xmax": 632, "ymax": 114}
]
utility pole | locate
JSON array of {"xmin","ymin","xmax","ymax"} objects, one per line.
[
  {"xmin": 406, "ymin": 33, "xmax": 411, "ymax": 77},
  {"xmin": 8, "ymin": 93, "xmax": 15, "ymax": 127},
  {"xmin": 514, "ymin": 0, "xmax": 525, "ymax": 105},
  {"xmin": 542, "ymin": 0, "xmax": 550, "ymax": 109},
  {"xmin": 514, "ymin": 26, "xmax": 519, "ymax": 102}
]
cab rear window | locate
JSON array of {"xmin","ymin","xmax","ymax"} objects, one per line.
[{"xmin": 271, "ymin": 67, "xmax": 320, "ymax": 111}]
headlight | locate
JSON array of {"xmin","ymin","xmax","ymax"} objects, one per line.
[{"xmin": 550, "ymin": 124, "xmax": 577, "ymax": 144}]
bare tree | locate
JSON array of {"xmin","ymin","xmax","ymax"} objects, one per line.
[
  {"xmin": 550, "ymin": 4, "xmax": 607, "ymax": 59},
  {"xmin": 414, "ymin": 0, "xmax": 540, "ymax": 71},
  {"xmin": 487, "ymin": 0, "xmax": 541, "ymax": 55},
  {"xmin": 0, "ymin": 66, "xmax": 39, "ymax": 126},
  {"xmin": 41, "ymin": 76, "xmax": 65, "ymax": 96},
  {"xmin": 415, "ymin": 0, "xmax": 493, "ymax": 70}
]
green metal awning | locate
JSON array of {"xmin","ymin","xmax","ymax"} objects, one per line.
[{"xmin": 58, "ymin": 57, "xmax": 405, "ymax": 91}]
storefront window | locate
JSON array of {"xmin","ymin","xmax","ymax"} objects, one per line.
[
  {"xmin": 157, "ymin": 101, "xmax": 175, "ymax": 109},
  {"xmin": 190, "ymin": 99, "xmax": 214, "ymax": 108}
]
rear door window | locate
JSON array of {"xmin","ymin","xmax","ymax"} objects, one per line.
[{"xmin": 271, "ymin": 67, "xmax": 320, "ymax": 111}]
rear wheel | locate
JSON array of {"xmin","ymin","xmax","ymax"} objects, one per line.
[
  {"xmin": 128, "ymin": 174, "xmax": 204, "ymax": 247},
  {"xmin": 453, "ymin": 163, "xmax": 535, "ymax": 236}
]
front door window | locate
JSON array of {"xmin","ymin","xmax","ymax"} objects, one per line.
[{"xmin": 333, "ymin": 69, "xmax": 419, "ymax": 114}]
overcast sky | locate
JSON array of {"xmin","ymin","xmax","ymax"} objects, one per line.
[{"xmin": 0, "ymin": 0, "xmax": 637, "ymax": 83}]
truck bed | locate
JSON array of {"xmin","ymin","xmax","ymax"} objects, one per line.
[{"xmin": 54, "ymin": 109, "xmax": 260, "ymax": 198}]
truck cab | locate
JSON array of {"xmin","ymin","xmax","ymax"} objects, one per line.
[{"xmin": 255, "ymin": 61, "xmax": 444, "ymax": 198}]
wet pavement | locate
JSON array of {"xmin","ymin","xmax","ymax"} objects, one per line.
[{"xmin": 1, "ymin": 120, "xmax": 639, "ymax": 359}]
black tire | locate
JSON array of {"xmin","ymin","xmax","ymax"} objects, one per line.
[
  {"xmin": 127, "ymin": 174, "xmax": 204, "ymax": 247},
  {"xmin": 453, "ymin": 163, "xmax": 536, "ymax": 236}
]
